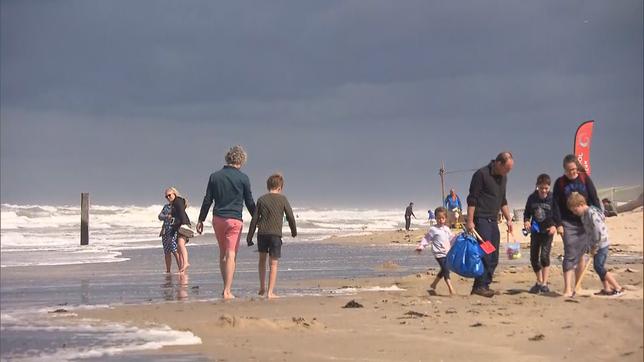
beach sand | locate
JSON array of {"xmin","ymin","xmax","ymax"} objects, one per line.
[{"xmin": 78, "ymin": 210, "xmax": 643, "ymax": 361}]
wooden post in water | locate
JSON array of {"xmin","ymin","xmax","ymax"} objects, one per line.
[
  {"xmin": 81, "ymin": 193, "xmax": 89, "ymax": 245},
  {"xmin": 439, "ymin": 160, "xmax": 446, "ymax": 204}
]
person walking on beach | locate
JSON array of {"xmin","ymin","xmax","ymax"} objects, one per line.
[
  {"xmin": 163, "ymin": 187, "xmax": 192, "ymax": 273},
  {"xmin": 466, "ymin": 152, "xmax": 514, "ymax": 298},
  {"xmin": 444, "ymin": 188, "xmax": 463, "ymax": 228},
  {"xmin": 552, "ymin": 154, "xmax": 601, "ymax": 297},
  {"xmin": 246, "ymin": 173, "xmax": 297, "ymax": 299},
  {"xmin": 158, "ymin": 189, "xmax": 181, "ymax": 274},
  {"xmin": 404, "ymin": 202, "xmax": 416, "ymax": 231},
  {"xmin": 197, "ymin": 145, "xmax": 256, "ymax": 299},
  {"xmin": 420, "ymin": 207, "xmax": 456, "ymax": 296},
  {"xmin": 523, "ymin": 174, "xmax": 556, "ymax": 294},
  {"xmin": 567, "ymin": 192, "xmax": 624, "ymax": 296}
]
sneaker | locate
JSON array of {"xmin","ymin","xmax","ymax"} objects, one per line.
[
  {"xmin": 540, "ymin": 285, "xmax": 550, "ymax": 293},
  {"xmin": 529, "ymin": 283, "xmax": 541, "ymax": 294},
  {"xmin": 610, "ymin": 289, "xmax": 624, "ymax": 297},
  {"xmin": 471, "ymin": 287, "xmax": 495, "ymax": 298}
]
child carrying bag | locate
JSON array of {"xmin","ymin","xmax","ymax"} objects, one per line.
[{"xmin": 446, "ymin": 232, "xmax": 485, "ymax": 278}]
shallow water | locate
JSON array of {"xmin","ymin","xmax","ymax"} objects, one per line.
[
  {"xmin": 0, "ymin": 240, "xmax": 438, "ymax": 361},
  {"xmin": 6, "ymin": 239, "xmax": 636, "ymax": 360}
]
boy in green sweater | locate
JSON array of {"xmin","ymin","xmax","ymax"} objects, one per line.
[{"xmin": 247, "ymin": 173, "xmax": 297, "ymax": 299}]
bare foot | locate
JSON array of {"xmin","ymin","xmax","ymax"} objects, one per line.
[
  {"xmin": 562, "ymin": 292, "xmax": 574, "ymax": 298},
  {"xmin": 267, "ymin": 293, "xmax": 279, "ymax": 299},
  {"xmin": 222, "ymin": 292, "xmax": 236, "ymax": 300},
  {"xmin": 258, "ymin": 289, "xmax": 266, "ymax": 296},
  {"xmin": 179, "ymin": 263, "xmax": 190, "ymax": 273}
]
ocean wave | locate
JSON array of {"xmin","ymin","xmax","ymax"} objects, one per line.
[{"xmin": 1, "ymin": 203, "xmax": 409, "ymax": 266}]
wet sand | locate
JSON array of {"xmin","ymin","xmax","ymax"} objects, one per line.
[{"xmin": 77, "ymin": 210, "xmax": 643, "ymax": 361}]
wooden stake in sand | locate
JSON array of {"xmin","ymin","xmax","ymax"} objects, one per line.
[{"xmin": 81, "ymin": 192, "xmax": 89, "ymax": 245}]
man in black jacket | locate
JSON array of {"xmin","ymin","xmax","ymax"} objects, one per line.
[
  {"xmin": 404, "ymin": 202, "xmax": 416, "ymax": 231},
  {"xmin": 466, "ymin": 152, "xmax": 514, "ymax": 297}
]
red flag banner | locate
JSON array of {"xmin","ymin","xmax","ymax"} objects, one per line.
[{"xmin": 574, "ymin": 120, "xmax": 594, "ymax": 175}]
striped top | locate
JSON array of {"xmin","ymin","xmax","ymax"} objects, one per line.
[{"xmin": 247, "ymin": 193, "xmax": 297, "ymax": 240}]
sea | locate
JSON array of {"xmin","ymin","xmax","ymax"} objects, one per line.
[{"xmin": 0, "ymin": 203, "xmax": 435, "ymax": 361}]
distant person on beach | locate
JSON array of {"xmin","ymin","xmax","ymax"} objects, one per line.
[
  {"xmin": 602, "ymin": 198, "xmax": 618, "ymax": 217},
  {"xmin": 427, "ymin": 209, "xmax": 435, "ymax": 226},
  {"xmin": 444, "ymin": 188, "xmax": 463, "ymax": 228},
  {"xmin": 197, "ymin": 145, "xmax": 256, "ymax": 299},
  {"xmin": 523, "ymin": 174, "xmax": 556, "ymax": 294},
  {"xmin": 404, "ymin": 202, "xmax": 416, "ymax": 231},
  {"xmin": 552, "ymin": 154, "xmax": 601, "ymax": 298},
  {"xmin": 164, "ymin": 187, "xmax": 192, "ymax": 273},
  {"xmin": 417, "ymin": 207, "xmax": 456, "ymax": 296},
  {"xmin": 568, "ymin": 192, "xmax": 623, "ymax": 296},
  {"xmin": 466, "ymin": 152, "xmax": 514, "ymax": 298},
  {"xmin": 246, "ymin": 173, "xmax": 297, "ymax": 299},
  {"xmin": 158, "ymin": 189, "xmax": 180, "ymax": 274}
]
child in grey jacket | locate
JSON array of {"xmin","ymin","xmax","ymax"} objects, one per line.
[{"xmin": 568, "ymin": 192, "xmax": 624, "ymax": 296}]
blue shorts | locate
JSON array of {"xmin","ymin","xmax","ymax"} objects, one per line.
[{"xmin": 593, "ymin": 246, "xmax": 609, "ymax": 281}]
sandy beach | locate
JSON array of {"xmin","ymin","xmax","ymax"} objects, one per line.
[{"xmin": 74, "ymin": 209, "xmax": 644, "ymax": 361}]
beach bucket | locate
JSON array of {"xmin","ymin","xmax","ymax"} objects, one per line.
[
  {"xmin": 512, "ymin": 209, "xmax": 524, "ymax": 222},
  {"xmin": 506, "ymin": 242, "xmax": 522, "ymax": 260}
]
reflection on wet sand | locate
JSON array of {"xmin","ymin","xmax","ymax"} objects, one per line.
[
  {"xmin": 162, "ymin": 273, "xmax": 192, "ymax": 301},
  {"xmin": 177, "ymin": 273, "xmax": 188, "ymax": 300}
]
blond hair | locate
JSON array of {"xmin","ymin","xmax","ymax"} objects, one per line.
[
  {"xmin": 165, "ymin": 186, "xmax": 188, "ymax": 207},
  {"xmin": 566, "ymin": 191, "xmax": 587, "ymax": 210},
  {"xmin": 225, "ymin": 145, "xmax": 247, "ymax": 166}
]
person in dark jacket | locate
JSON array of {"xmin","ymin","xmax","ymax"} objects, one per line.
[
  {"xmin": 159, "ymin": 191, "xmax": 180, "ymax": 274},
  {"xmin": 523, "ymin": 174, "xmax": 556, "ymax": 294},
  {"xmin": 197, "ymin": 145, "xmax": 256, "ymax": 299},
  {"xmin": 466, "ymin": 152, "xmax": 514, "ymax": 298},
  {"xmin": 552, "ymin": 154, "xmax": 600, "ymax": 297},
  {"xmin": 404, "ymin": 202, "xmax": 416, "ymax": 231},
  {"xmin": 164, "ymin": 187, "xmax": 191, "ymax": 273}
]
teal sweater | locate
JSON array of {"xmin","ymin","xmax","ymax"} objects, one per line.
[{"xmin": 198, "ymin": 166, "xmax": 256, "ymax": 221}]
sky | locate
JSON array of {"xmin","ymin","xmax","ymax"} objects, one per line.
[{"xmin": 1, "ymin": 0, "xmax": 642, "ymax": 209}]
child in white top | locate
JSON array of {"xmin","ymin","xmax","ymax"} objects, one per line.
[{"xmin": 417, "ymin": 207, "xmax": 456, "ymax": 295}]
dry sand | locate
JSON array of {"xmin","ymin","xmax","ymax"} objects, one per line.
[{"xmin": 78, "ymin": 210, "xmax": 643, "ymax": 361}]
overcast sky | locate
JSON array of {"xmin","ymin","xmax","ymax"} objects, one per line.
[{"xmin": 1, "ymin": 1, "xmax": 642, "ymax": 209}]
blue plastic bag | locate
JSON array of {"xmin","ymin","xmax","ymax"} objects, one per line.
[{"xmin": 446, "ymin": 232, "xmax": 485, "ymax": 278}]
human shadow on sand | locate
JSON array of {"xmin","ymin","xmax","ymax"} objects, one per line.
[{"xmin": 504, "ymin": 289, "xmax": 561, "ymax": 298}]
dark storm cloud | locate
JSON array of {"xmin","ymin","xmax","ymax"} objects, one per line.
[
  {"xmin": 1, "ymin": 0, "xmax": 642, "ymax": 207},
  {"xmin": 3, "ymin": 1, "xmax": 640, "ymax": 116}
]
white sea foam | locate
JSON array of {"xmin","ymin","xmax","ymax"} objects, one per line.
[
  {"xmin": 2, "ymin": 319, "xmax": 201, "ymax": 361},
  {"xmin": 2, "ymin": 301, "xmax": 201, "ymax": 361},
  {"xmin": 1, "ymin": 203, "xmax": 410, "ymax": 267},
  {"xmin": 327, "ymin": 284, "xmax": 406, "ymax": 295}
]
